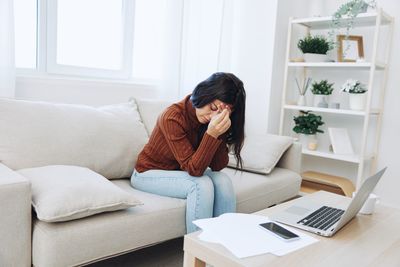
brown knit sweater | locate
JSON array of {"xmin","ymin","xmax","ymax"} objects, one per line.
[{"xmin": 135, "ymin": 95, "xmax": 229, "ymax": 177}]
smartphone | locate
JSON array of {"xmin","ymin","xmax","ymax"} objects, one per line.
[{"xmin": 259, "ymin": 222, "xmax": 300, "ymax": 241}]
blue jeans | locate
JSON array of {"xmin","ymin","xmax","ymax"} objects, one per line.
[{"xmin": 131, "ymin": 169, "xmax": 236, "ymax": 233}]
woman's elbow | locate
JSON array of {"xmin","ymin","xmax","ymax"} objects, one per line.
[
  {"xmin": 210, "ymin": 165, "xmax": 224, "ymax": 172},
  {"xmin": 188, "ymin": 169, "xmax": 203, "ymax": 177}
]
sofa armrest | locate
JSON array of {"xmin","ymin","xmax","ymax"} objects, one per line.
[
  {"xmin": 276, "ymin": 142, "xmax": 302, "ymax": 174},
  {"xmin": 0, "ymin": 163, "xmax": 31, "ymax": 267}
]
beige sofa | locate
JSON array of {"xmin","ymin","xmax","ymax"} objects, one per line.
[{"xmin": 0, "ymin": 98, "xmax": 301, "ymax": 267}]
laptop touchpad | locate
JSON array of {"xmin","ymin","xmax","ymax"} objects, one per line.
[{"xmin": 285, "ymin": 206, "xmax": 311, "ymax": 216}]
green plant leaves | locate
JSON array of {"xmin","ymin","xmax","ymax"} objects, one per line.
[
  {"xmin": 311, "ymin": 79, "xmax": 334, "ymax": 95},
  {"xmin": 329, "ymin": 0, "xmax": 376, "ymax": 47},
  {"xmin": 297, "ymin": 35, "xmax": 332, "ymax": 54},
  {"xmin": 293, "ymin": 112, "xmax": 325, "ymax": 135}
]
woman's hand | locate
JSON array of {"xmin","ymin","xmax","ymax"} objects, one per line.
[{"xmin": 206, "ymin": 109, "xmax": 231, "ymax": 139}]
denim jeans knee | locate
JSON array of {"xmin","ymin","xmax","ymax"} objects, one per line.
[
  {"xmin": 204, "ymin": 169, "xmax": 236, "ymax": 217},
  {"xmin": 131, "ymin": 169, "xmax": 215, "ymax": 233}
]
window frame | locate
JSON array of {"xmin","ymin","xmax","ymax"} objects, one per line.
[
  {"xmin": 45, "ymin": 0, "xmax": 135, "ymax": 79},
  {"xmin": 15, "ymin": 0, "xmax": 184, "ymax": 84},
  {"xmin": 13, "ymin": 0, "xmax": 39, "ymax": 73}
]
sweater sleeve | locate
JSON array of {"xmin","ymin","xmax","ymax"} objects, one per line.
[
  {"xmin": 209, "ymin": 141, "xmax": 229, "ymax": 171},
  {"xmin": 159, "ymin": 110, "xmax": 222, "ymax": 177}
]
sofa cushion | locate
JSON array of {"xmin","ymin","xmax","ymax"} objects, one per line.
[
  {"xmin": 32, "ymin": 179, "xmax": 186, "ymax": 267},
  {"xmin": 17, "ymin": 165, "xmax": 142, "ymax": 222},
  {"xmin": 134, "ymin": 98, "xmax": 172, "ymax": 135},
  {"xmin": 223, "ymin": 167, "xmax": 301, "ymax": 213},
  {"xmin": 30, "ymin": 169, "xmax": 300, "ymax": 266},
  {"xmin": 0, "ymin": 98, "xmax": 148, "ymax": 179},
  {"xmin": 229, "ymin": 134, "xmax": 294, "ymax": 174}
]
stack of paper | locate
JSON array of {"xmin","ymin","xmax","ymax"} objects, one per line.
[{"xmin": 193, "ymin": 213, "xmax": 318, "ymax": 258}]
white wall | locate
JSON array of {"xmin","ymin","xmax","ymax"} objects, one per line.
[
  {"xmin": 268, "ymin": 0, "xmax": 310, "ymax": 134},
  {"xmin": 271, "ymin": 0, "xmax": 400, "ymax": 208},
  {"xmin": 230, "ymin": 0, "xmax": 278, "ymax": 134},
  {"xmin": 359, "ymin": 0, "xmax": 400, "ymax": 209},
  {"xmin": 15, "ymin": 75, "xmax": 159, "ymax": 106}
]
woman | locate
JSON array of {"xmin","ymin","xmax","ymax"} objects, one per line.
[{"xmin": 131, "ymin": 72, "xmax": 246, "ymax": 233}]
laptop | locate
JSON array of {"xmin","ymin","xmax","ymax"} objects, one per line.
[{"xmin": 270, "ymin": 167, "xmax": 387, "ymax": 237}]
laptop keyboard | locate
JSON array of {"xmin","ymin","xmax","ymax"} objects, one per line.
[{"xmin": 297, "ymin": 206, "xmax": 345, "ymax": 231}]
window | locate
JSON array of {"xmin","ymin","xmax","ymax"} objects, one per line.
[
  {"xmin": 132, "ymin": 0, "xmax": 167, "ymax": 80},
  {"xmin": 56, "ymin": 0, "xmax": 123, "ymax": 70},
  {"xmin": 14, "ymin": 0, "xmax": 178, "ymax": 81},
  {"xmin": 46, "ymin": 0, "xmax": 132, "ymax": 78},
  {"xmin": 14, "ymin": 0, "xmax": 37, "ymax": 69}
]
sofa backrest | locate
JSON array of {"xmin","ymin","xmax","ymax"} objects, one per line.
[
  {"xmin": 0, "ymin": 98, "xmax": 149, "ymax": 179},
  {"xmin": 134, "ymin": 98, "xmax": 172, "ymax": 135}
]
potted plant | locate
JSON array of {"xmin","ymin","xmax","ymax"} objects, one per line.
[
  {"xmin": 341, "ymin": 79, "xmax": 367, "ymax": 110},
  {"xmin": 329, "ymin": 0, "xmax": 377, "ymax": 46},
  {"xmin": 293, "ymin": 111, "xmax": 325, "ymax": 150},
  {"xmin": 311, "ymin": 79, "xmax": 334, "ymax": 108},
  {"xmin": 297, "ymin": 35, "xmax": 333, "ymax": 62}
]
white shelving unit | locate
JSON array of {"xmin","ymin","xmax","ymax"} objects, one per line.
[
  {"xmin": 288, "ymin": 62, "xmax": 386, "ymax": 69},
  {"xmin": 278, "ymin": 9, "xmax": 394, "ymax": 189}
]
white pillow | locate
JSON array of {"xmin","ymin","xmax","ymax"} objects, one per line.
[
  {"xmin": 0, "ymin": 98, "xmax": 149, "ymax": 179},
  {"xmin": 17, "ymin": 165, "xmax": 142, "ymax": 222},
  {"xmin": 134, "ymin": 98, "xmax": 172, "ymax": 135},
  {"xmin": 228, "ymin": 134, "xmax": 294, "ymax": 174}
]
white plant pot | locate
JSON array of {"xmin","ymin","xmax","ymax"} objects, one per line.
[
  {"xmin": 299, "ymin": 134, "xmax": 318, "ymax": 150},
  {"xmin": 313, "ymin": 94, "xmax": 329, "ymax": 108},
  {"xmin": 297, "ymin": 95, "xmax": 307, "ymax": 106},
  {"xmin": 303, "ymin": 53, "xmax": 330, "ymax": 62},
  {"xmin": 349, "ymin": 93, "xmax": 366, "ymax": 110}
]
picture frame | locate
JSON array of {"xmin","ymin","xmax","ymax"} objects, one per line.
[
  {"xmin": 328, "ymin": 128, "xmax": 354, "ymax": 155},
  {"xmin": 337, "ymin": 35, "xmax": 364, "ymax": 62}
]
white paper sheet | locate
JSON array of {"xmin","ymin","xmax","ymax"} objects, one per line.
[{"xmin": 193, "ymin": 213, "xmax": 318, "ymax": 258}]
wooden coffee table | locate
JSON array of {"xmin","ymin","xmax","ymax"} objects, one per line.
[{"xmin": 183, "ymin": 191, "xmax": 400, "ymax": 267}]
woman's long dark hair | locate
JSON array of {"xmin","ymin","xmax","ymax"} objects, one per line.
[{"xmin": 190, "ymin": 72, "xmax": 246, "ymax": 169}]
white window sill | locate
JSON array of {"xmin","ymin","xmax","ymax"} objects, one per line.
[{"xmin": 16, "ymin": 71, "xmax": 159, "ymax": 87}]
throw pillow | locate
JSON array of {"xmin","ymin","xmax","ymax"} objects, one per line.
[
  {"xmin": 228, "ymin": 134, "xmax": 294, "ymax": 174},
  {"xmin": 0, "ymin": 98, "xmax": 149, "ymax": 179},
  {"xmin": 17, "ymin": 165, "xmax": 142, "ymax": 222},
  {"xmin": 133, "ymin": 97, "xmax": 172, "ymax": 135}
]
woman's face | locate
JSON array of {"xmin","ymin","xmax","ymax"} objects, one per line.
[{"xmin": 195, "ymin": 99, "xmax": 233, "ymax": 124}]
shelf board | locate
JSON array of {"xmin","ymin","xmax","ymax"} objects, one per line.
[
  {"xmin": 291, "ymin": 11, "xmax": 392, "ymax": 29},
  {"xmin": 302, "ymin": 149, "xmax": 374, "ymax": 163},
  {"xmin": 301, "ymin": 171, "xmax": 355, "ymax": 197},
  {"xmin": 284, "ymin": 105, "xmax": 380, "ymax": 116},
  {"xmin": 288, "ymin": 62, "xmax": 385, "ymax": 70}
]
